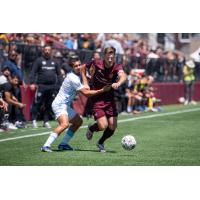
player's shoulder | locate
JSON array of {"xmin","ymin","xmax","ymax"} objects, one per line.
[
  {"xmin": 67, "ymin": 72, "xmax": 80, "ymax": 81},
  {"xmin": 113, "ymin": 63, "xmax": 123, "ymax": 71},
  {"xmin": 2, "ymin": 82, "xmax": 11, "ymax": 91},
  {"xmin": 93, "ymin": 59, "xmax": 104, "ymax": 69},
  {"xmin": 34, "ymin": 56, "xmax": 43, "ymax": 63}
]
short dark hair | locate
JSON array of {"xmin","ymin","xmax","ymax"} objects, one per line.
[
  {"xmin": 1, "ymin": 66, "xmax": 10, "ymax": 72},
  {"xmin": 43, "ymin": 44, "xmax": 52, "ymax": 49},
  {"xmin": 104, "ymin": 46, "xmax": 116, "ymax": 55},
  {"xmin": 11, "ymin": 74, "xmax": 20, "ymax": 80},
  {"xmin": 68, "ymin": 55, "xmax": 80, "ymax": 67}
]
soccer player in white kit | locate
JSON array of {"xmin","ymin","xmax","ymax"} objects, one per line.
[{"xmin": 41, "ymin": 55, "xmax": 111, "ymax": 152}]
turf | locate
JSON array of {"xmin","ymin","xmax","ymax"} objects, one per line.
[{"xmin": 0, "ymin": 103, "xmax": 200, "ymax": 166}]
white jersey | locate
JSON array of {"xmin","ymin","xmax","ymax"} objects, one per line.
[{"xmin": 53, "ymin": 72, "xmax": 84, "ymax": 105}]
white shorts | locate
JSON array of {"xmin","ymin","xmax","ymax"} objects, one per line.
[{"xmin": 52, "ymin": 101, "xmax": 77, "ymax": 120}]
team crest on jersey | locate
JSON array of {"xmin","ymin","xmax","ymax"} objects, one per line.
[{"xmin": 42, "ymin": 61, "xmax": 46, "ymax": 65}]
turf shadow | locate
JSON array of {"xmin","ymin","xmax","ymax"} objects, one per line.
[{"xmin": 52, "ymin": 148, "xmax": 117, "ymax": 153}]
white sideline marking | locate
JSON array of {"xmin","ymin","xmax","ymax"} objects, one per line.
[{"xmin": 0, "ymin": 107, "xmax": 200, "ymax": 143}]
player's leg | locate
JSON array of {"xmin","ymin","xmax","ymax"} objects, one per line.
[
  {"xmin": 97, "ymin": 102, "xmax": 118, "ymax": 152},
  {"xmin": 58, "ymin": 107, "xmax": 83, "ymax": 151},
  {"xmin": 97, "ymin": 116, "xmax": 117, "ymax": 149},
  {"xmin": 41, "ymin": 102, "xmax": 69, "ymax": 152},
  {"xmin": 86, "ymin": 108, "xmax": 108, "ymax": 140},
  {"xmin": 31, "ymin": 86, "xmax": 44, "ymax": 128},
  {"xmin": 41, "ymin": 113, "xmax": 69, "ymax": 152},
  {"xmin": 42, "ymin": 88, "xmax": 55, "ymax": 128}
]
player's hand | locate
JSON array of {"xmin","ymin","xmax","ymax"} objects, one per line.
[
  {"xmin": 103, "ymin": 85, "xmax": 111, "ymax": 92},
  {"xmin": 0, "ymin": 99, "xmax": 8, "ymax": 112},
  {"xmin": 30, "ymin": 84, "xmax": 37, "ymax": 91},
  {"xmin": 19, "ymin": 103, "xmax": 26, "ymax": 109},
  {"xmin": 111, "ymin": 82, "xmax": 120, "ymax": 90},
  {"xmin": 84, "ymin": 84, "xmax": 90, "ymax": 90}
]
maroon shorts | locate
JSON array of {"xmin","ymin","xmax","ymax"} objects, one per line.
[{"xmin": 92, "ymin": 100, "xmax": 118, "ymax": 120}]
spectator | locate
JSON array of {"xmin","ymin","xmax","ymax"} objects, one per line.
[
  {"xmin": 183, "ymin": 60, "xmax": 196, "ymax": 105},
  {"xmin": 2, "ymin": 49, "xmax": 23, "ymax": 84},
  {"xmin": 0, "ymin": 96, "xmax": 8, "ymax": 131},
  {"xmin": 2, "ymin": 74, "xmax": 26, "ymax": 129},
  {"xmin": 29, "ymin": 44, "xmax": 62, "ymax": 128},
  {"xmin": 63, "ymin": 34, "xmax": 78, "ymax": 50},
  {"xmin": 23, "ymin": 35, "xmax": 41, "ymax": 83},
  {"xmin": 78, "ymin": 33, "xmax": 95, "ymax": 50},
  {"xmin": 104, "ymin": 34, "xmax": 124, "ymax": 55}
]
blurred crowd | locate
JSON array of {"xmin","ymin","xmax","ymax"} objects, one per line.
[
  {"xmin": 1, "ymin": 33, "xmax": 196, "ymax": 82},
  {"xmin": 0, "ymin": 33, "xmax": 199, "ymax": 131}
]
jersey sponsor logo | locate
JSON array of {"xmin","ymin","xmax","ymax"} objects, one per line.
[
  {"xmin": 42, "ymin": 61, "xmax": 46, "ymax": 65},
  {"xmin": 37, "ymin": 92, "xmax": 42, "ymax": 97},
  {"xmin": 42, "ymin": 66, "xmax": 55, "ymax": 70}
]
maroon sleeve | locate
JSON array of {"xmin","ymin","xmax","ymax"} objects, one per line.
[
  {"xmin": 114, "ymin": 64, "xmax": 123, "ymax": 73},
  {"xmin": 85, "ymin": 60, "xmax": 95, "ymax": 69}
]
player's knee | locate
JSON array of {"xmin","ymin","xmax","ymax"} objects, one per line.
[
  {"xmin": 98, "ymin": 123, "xmax": 108, "ymax": 131},
  {"xmin": 60, "ymin": 122, "xmax": 69, "ymax": 130},
  {"xmin": 108, "ymin": 124, "xmax": 117, "ymax": 130}
]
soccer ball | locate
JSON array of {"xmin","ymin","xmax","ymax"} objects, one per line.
[
  {"xmin": 121, "ymin": 135, "xmax": 137, "ymax": 150},
  {"xmin": 178, "ymin": 97, "xmax": 185, "ymax": 104}
]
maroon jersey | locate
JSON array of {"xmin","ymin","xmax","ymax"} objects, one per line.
[{"xmin": 86, "ymin": 59, "xmax": 123, "ymax": 102}]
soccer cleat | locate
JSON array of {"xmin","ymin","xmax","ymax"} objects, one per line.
[
  {"xmin": 96, "ymin": 142, "xmax": 106, "ymax": 153},
  {"xmin": 15, "ymin": 121, "xmax": 26, "ymax": 129},
  {"xmin": 41, "ymin": 146, "xmax": 52, "ymax": 152},
  {"xmin": 32, "ymin": 120, "xmax": 38, "ymax": 128},
  {"xmin": 43, "ymin": 122, "xmax": 51, "ymax": 128},
  {"xmin": 7, "ymin": 123, "xmax": 18, "ymax": 130},
  {"xmin": 58, "ymin": 144, "xmax": 74, "ymax": 151},
  {"xmin": 86, "ymin": 125, "xmax": 94, "ymax": 140},
  {"xmin": 190, "ymin": 100, "xmax": 197, "ymax": 105}
]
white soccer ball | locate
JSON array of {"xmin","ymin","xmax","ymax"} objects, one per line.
[
  {"xmin": 121, "ymin": 135, "xmax": 137, "ymax": 150},
  {"xmin": 178, "ymin": 97, "xmax": 185, "ymax": 103}
]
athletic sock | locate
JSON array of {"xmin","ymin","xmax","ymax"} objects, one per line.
[
  {"xmin": 98, "ymin": 127, "xmax": 115, "ymax": 144},
  {"xmin": 60, "ymin": 128, "xmax": 74, "ymax": 145},
  {"xmin": 127, "ymin": 106, "xmax": 132, "ymax": 113},
  {"xmin": 43, "ymin": 132, "xmax": 58, "ymax": 147},
  {"xmin": 90, "ymin": 123, "xmax": 100, "ymax": 132}
]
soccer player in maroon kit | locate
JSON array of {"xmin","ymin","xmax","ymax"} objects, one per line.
[{"xmin": 85, "ymin": 46, "xmax": 127, "ymax": 152}]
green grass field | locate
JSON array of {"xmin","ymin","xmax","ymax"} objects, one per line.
[{"xmin": 0, "ymin": 103, "xmax": 200, "ymax": 166}]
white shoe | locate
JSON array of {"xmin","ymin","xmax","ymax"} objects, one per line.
[
  {"xmin": 184, "ymin": 100, "xmax": 189, "ymax": 105},
  {"xmin": 7, "ymin": 123, "xmax": 18, "ymax": 130},
  {"xmin": 86, "ymin": 125, "xmax": 93, "ymax": 140},
  {"xmin": 96, "ymin": 142, "xmax": 106, "ymax": 153},
  {"xmin": 190, "ymin": 100, "xmax": 197, "ymax": 105},
  {"xmin": 32, "ymin": 120, "xmax": 38, "ymax": 128},
  {"xmin": 43, "ymin": 122, "xmax": 51, "ymax": 128}
]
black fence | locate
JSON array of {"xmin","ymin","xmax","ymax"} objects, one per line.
[{"xmin": 1, "ymin": 43, "xmax": 200, "ymax": 83}]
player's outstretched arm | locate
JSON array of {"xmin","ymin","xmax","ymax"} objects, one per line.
[
  {"xmin": 112, "ymin": 70, "xmax": 127, "ymax": 90},
  {"xmin": 79, "ymin": 85, "xmax": 111, "ymax": 97},
  {"xmin": 80, "ymin": 64, "xmax": 90, "ymax": 89}
]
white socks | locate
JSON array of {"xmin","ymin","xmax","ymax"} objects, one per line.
[
  {"xmin": 43, "ymin": 132, "xmax": 58, "ymax": 147},
  {"xmin": 127, "ymin": 106, "xmax": 132, "ymax": 113}
]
